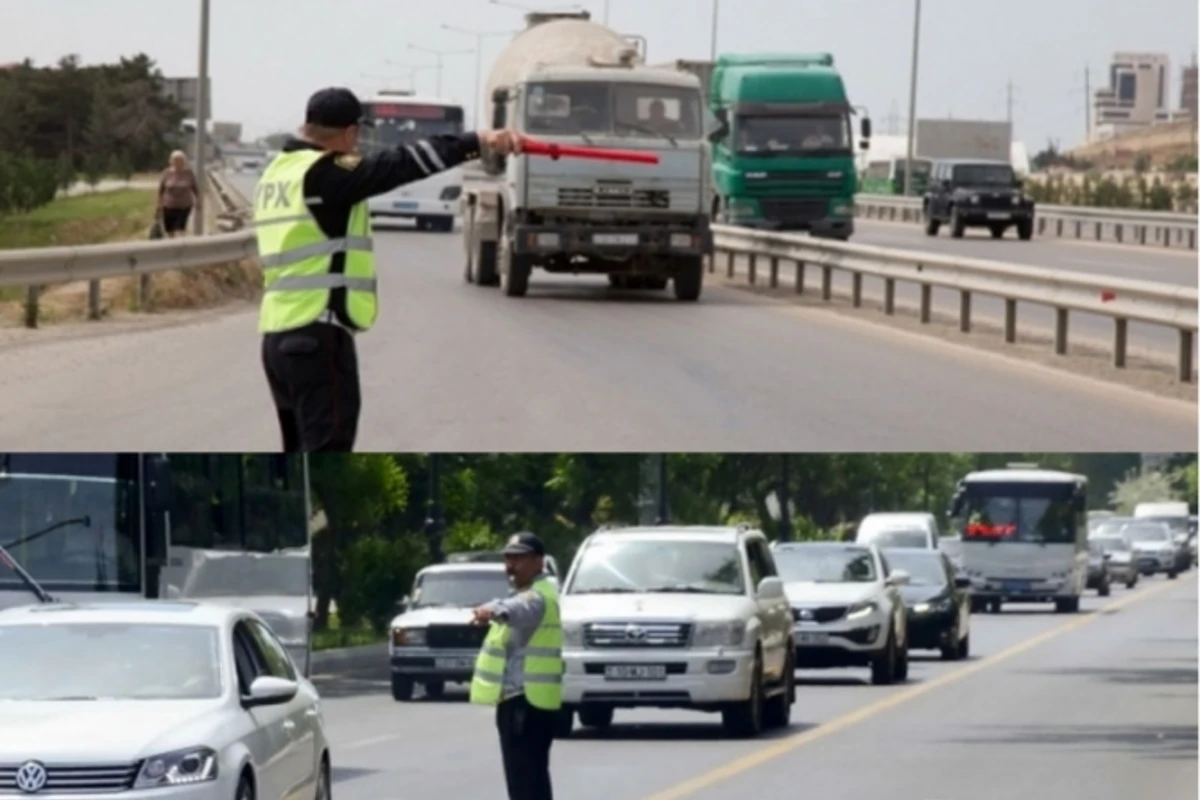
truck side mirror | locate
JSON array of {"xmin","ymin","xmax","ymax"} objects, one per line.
[{"xmin": 860, "ymin": 117, "xmax": 872, "ymax": 140}]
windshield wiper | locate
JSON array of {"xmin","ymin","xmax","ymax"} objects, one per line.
[
  {"xmin": 615, "ymin": 121, "xmax": 677, "ymax": 147},
  {"xmin": 2, "ymin": 516, "xmax": 91, "ymax": 551},
  {"xmin": 0, "ymin": 542, "xmax": 54, "ymax": 604},
  {"xmin": 573, "ymin": 587, "xmax": 636, "ymax": 594},
  {"xmin": 644, "ymin": 585, "xmax": 719, "ymax": 594}
]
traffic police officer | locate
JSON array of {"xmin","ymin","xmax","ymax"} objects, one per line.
[
  {"xmin": 253, "ymin": 87, "xmax": 523, "ymax": 452},
  {"xmin": 470, "ymin": 532, "xmax": 564, "ymax": 800}
]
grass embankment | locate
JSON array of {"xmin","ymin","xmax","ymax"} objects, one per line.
[
  {"xmin": 313, "ymin": 612, "xmax": 385, "ymax": 651},
  {"xmin": 0, "ymin": 187, "xmax": 260, "ymax": 326}
]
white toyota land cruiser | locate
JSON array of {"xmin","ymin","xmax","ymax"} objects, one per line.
[{"xmin": 558, "ymin": 525, "xmax": 795, "ymax": 738}]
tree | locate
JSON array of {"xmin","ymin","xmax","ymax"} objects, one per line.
[{"xmin": 1108, "ymin": 468, "xmax": 1181, "ymax": 514}]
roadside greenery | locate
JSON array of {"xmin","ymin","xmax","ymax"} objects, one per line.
[{"xmin": 307, "ymin": 453, "xmax": 1196, "ymax": 649}]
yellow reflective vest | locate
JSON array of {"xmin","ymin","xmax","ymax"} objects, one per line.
[
  {"xmin": 253, "ymin": 149, "xmax": 378, "ymax": 334},
  {"xmin": 469, "ymin": 577, "xmax": 564, "ymax": 711}
]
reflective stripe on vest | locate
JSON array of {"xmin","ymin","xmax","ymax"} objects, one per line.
[
  {"xmin": 253, "ymin": 150, "xmax": 378, "ymax": 334},
  {"xmin": 469, "ymin": 577, "xmax": 564, "ymax": 711}
]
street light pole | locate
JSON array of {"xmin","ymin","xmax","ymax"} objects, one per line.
[
  {"xmin": 424, "ymin": 454, "xmax": 445, "ymax": 564},
  {"xmin": 709, "ymin": 0, "xmax": 719, "ymax": 61},
  {"xmin": 903, "ymin": 0, "xmax": 922, "ymax": 197},
  {"xmin": 779, "ymin": 454, "xmax": 793, "ymax": 542},
  {"xmin": 194, "ymin": 0, "xmax": 210, "ymax": 235},
  {"xmin": 655, "ymin": 454, "xmax": 669, "ymax": 525},
  {"xmin": 407, "ymin": 44, "xmax": 472, "ymax": 99}
]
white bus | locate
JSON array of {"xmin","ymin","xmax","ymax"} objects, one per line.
[
  {"xmin": 948, "ymin": 465, "xmax": 1088, "ymax": 614},
  {"xmin": 0, "ymin": 453, "xmax": 316, "ymax": 675},
  {"xmin": 361, "ymin": 91, "xmax": 466, "ymax": 232}
]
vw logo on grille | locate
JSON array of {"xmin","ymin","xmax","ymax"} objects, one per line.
[
  {"xmin": 15, "ymin": 761, "xmax": 47, "ymax": 794},
  {"xmin": 624, "ymin": 624, "xmax": 647, "ymax": 640}
]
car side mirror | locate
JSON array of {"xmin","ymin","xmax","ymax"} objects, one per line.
[
  {"xmin": 395, "ymin": 596, "xmax": 409, "ymax": 615},
  {"xmin": 756, "ymin": 576, "xmax": 785, "ymax": 600},
  {"xmin": 243, "ymin": 676, "xmax": 298, "ymax": 708},
  {"xmin": 885, "ymin": 569, "xmax": 910, "ymax": 587},
  {"xmin": 953, "ymin": 576, "xmax": 971, "ymax": 589}
]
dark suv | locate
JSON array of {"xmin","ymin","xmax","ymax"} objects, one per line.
[{"xmin": 923, "ymin": 159, "xmax": 1035, "ymax": 241}]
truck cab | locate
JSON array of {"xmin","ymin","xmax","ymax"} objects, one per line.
[{"xmin": 706, "ymin": 53, "xmax": 870, "ymax": 241}]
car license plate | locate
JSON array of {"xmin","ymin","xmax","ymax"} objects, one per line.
[
  {"xmin": 434, "ymin": 657, "xmax": 474, "ymax": 670},
  {"xmin": 594, "ymin": 233, "xmax": 639, "ymax": 246},
  {"xmin": 394, "ymin": 201, "xmax": 418, "ymax": 210},
  {"xmin": 604, "ymin": 664, "xmax": 666, "ymax": 681},
  {"xmin": 986, "ymin": 212, "xmax": 1010, "ymax": 220},
  {"xmin": 1002, "ymin": 580, "xmax": 1030, "ymax": 593},
  {"xmin": 796, "ymin": 632, "xmax": 829, "ymax": 645}
]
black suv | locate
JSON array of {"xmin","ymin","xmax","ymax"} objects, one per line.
[{"xmin": 923, "ymin": 159, "xmax": 1035, "ymax": 240}]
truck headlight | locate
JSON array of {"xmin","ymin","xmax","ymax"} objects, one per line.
[
  {"xmin": 846, "ymin": 601, "xmax": 878, "ymax": 621},
  {"xmin": 562, "ymin": 621, "xmax": 584, "ymax": 647},
  {"xmin": 692, "ymin": 621, "xmax": 747, "ymax": 648},
  {"xmin": 135, "ymin": 747, "xmax": 218, "ymax": 789},
  {"xmin": 831, "ymin": 203, "xmax": 852, "ymax": 216},
  {"xmin": 670, "ymin": 233, "xmax": 694, "ymax": 249},
  {"xmin": 392, "ymin": 627, "xmax": 426, "ymax": 647}
]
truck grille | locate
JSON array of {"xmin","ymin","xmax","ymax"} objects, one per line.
[
  {"xmin": 557, "ymin": 187, "xmax": 670, "ymax": 210},
  {"xmin": 583, "ymin": 622, "xmax": 692, "ymax": 648},
  {"xmin": 792, "ymin": 606, "xmax": 848, "ymax": 624},
  {"xmin": 757, "ymin": 198, "xmax": 829, "ymax": 223},
  {"xmin": 0, "ymin": 763, "xmax": 140, "ymax": 794},
  {"xmin": 745, "ymin": 171, "xmax": 846, "ymax": 191},
  {"xmin": 425, "ymin": 624, "xmax": 488, "ymax": 649}
]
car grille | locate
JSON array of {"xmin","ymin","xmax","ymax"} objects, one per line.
[
  {"xmin": 557, "ymin": 186, "xmax": 670, "ymax": 210},
  {"xmin": 425, "ymin": 624, "xmax": 488, "ymax": 649},
  {"xmin": 975, "ymin": 193, "xmax": 1016, "ymax": 211},
  {"xmin": 792, "ymin": 606, "xmax": 848, "ymax": 624},
  {"xmin": 0, "ymin": 763, "xmax": 140, "ymax": 794},
  {"xmin": 583, "ymin": 622, "xmax": 692, "ymax": 648},
  {"xmin": 757, "ymin": 198, "xmax": 829, "ymax": 222}
]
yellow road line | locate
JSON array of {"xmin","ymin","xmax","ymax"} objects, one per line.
[{"xmin": 640, "ymin": 573, "xmax": 1195, "ymax": 800}]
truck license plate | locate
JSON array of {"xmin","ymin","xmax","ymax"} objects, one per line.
[
  {"xmin": 394, "ymin": 201, "xmax": 418, "ymax": 211},
  {"xmin": 604, "ymin": 664, "xmax": 666, "ymax": 681},
  {"xmin": 594, "ymin": 233, "xmax": 639, "ymax": 246},
  {"xmin": 1002, "ymin": 580, "xmax": 1030, "ymax": 593},
  {"xmin": 796, "ymin": 632, "xmax": 829, "ymax": 645},
  {"xmin": 434, "ymin": 657, "xmax": 474, "ymax": 670}
]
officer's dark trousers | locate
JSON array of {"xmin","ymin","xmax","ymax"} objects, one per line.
[
  {"xmin": 496, "ymin": 695, "xmax": 555, "ymax": 800},
  {"xmin": 262, "ymin": 322, "xmax": 360, "ymax": 452}
]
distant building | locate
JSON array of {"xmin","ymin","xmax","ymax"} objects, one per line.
[
  {"xmin": 1092, "ymin": 52, "xmax": 1173, "ymax": 141},
  {"xmin": 1180, "ymin": 59, "xmax": 1198, "ymax": 120}
]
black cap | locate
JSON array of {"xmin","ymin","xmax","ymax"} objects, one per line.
[
  {"xmin": 502, "ymin": 532, "xmax": 546, "ymax": 557},
  {"xmin": 305, "ymin": 87, "xmax": 373, "ymax": 129}
]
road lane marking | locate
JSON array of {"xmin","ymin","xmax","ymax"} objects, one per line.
[{"xmin": 641, "ymin": 574, "xmax": 1194, "ymax": 800}]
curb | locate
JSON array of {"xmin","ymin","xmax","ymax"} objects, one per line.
[{"xmin": 310, "ymin": 641, "xmax": 387, "ymax": 673}]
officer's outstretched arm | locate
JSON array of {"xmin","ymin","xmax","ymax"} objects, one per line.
[{"xmin": 310, "ymin": 133, "xmax": 484, "ymax": 208}]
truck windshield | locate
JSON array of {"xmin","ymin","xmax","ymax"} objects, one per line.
[
  {"xmin": 567, "ymin": 539, "xmax": 744, "ymax": 595},
  {"xmin": 959, "ymin": 483, "xmax": 1077, "ymax": 544},
  {"xmin": 525, "ymin": 82, "xmax": 703, "ymax": 139},
  {"xmin": 734, "ymin": 115, "xmax": 850, "ymax": 155},
  {"xmin": 773, "ymin": 546, "xmax": 877, "ymax": 583},
  {"xmin": 865, "ymin": 529, "xmax": 928, "ymax": 548},
  {"xmin": 0, "ymin": 455, "xmax": 141, "ymax": 595},
  {"xmin": 412, "ymin": 570, "xmax": 513, "ymax": 608},
  {"xmin": 951, "ymin": 163, "xmax": 1014, "ymax": 186}
]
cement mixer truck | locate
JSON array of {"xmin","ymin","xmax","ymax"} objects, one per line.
[{"xmin": 461, "ymin": 10, "xmax": 713, "ymax": 301}]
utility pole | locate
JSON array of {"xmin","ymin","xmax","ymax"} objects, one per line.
[
  {"xmin": 778, "ymin": 455, "xmax": 793, "ymax": 542},
  {"xmin": 424, "ymin": 454, "xmax": 445, "ymax": 564},
  {"xmin": 407, "ymin": 44, "xmax": 472, "ymax": 98},
  {"xmin": 903, "ymin": 0, "xmax": 922, "ymax": 197},
  {"xmin": 441, "ymin": 26, "xmax": 516, "ymax": 128},
  {"xmin": 655, "ymin": 454, "xmax": 669, "ymax": 525},
  {"xmin": 1084, "ymin": 63, "xmax": 1092, "ymax": 142},
  {"xmin": 709, "ymin": 0, "xmax": 719, "ymax": 61},
  {"xmin": 1006, "ymin": 79, "xmax": 1014, "ymax": 128},
  {"xmin": 193, "ymin": 0, "xmax": 210, "ymax": 235}
]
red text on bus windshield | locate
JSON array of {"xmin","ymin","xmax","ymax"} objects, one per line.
[
  {"xmin": 368, "ymin": 104, "xmax": 450, "ymax": 120},
  {"xmin": 965, "ymin": 523, "xmax": 1017, "ymax": 538}
]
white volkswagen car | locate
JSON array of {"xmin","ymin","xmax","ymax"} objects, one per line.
[
  {"xmin": 0, "ymin": 601, "xmax": 330, "ymax": 800},
  {"xmin": 770, "ymin": 541, "xmax": 911, "ymax": 685}
]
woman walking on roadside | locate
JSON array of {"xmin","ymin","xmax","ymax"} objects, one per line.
[{"xmin": 157, "ymin": 150, "xmax": 200, "ymax": 238}]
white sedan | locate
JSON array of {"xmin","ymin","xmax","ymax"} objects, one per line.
[{"xmin": 0, "ymin": 601, "xmax": 330, "ymax": 800}]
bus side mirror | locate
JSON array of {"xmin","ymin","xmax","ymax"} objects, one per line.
[{"xmin": 144, "ymin": 455, "xmax": 172, "ymax": 512}]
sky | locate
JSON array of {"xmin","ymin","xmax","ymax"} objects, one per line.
[{"xmin": 2, "ymin": 0, "xmax": 1197, "ymax": 149}]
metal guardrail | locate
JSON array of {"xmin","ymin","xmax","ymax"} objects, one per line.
[
  {"xmin": 1, "ymin": 170, "xmax": 255, "ymax": 328},
  {"xmin": 711, "ymin": 224, "xmax": 1198, "ymax": 383},
  {"xmin": 856, "ymin": 194, "xmax": 1198, "ymax": 251}
]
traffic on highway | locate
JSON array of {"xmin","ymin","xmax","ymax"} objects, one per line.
[{"xmin": 1, "ymin": 456, "xmax": 1194, "ymax": 799}]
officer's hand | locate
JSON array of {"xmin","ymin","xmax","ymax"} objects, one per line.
[
  {"xmin": 472, "ymin": 605, "xmax": 496, "ymax": 625},
  {"xmin": 479, "ymin": 129, "xmax": 524, "ymax": 156}
]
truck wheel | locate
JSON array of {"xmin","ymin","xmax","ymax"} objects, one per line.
[
  {"xmin": 1017, "ymin": 219, "xmax": 1034, "ymax": 241},
  {"xmin": 499, "ymin": 230, "xmax": 530, "ymax": 298},
  {"xmin": 643, "ymin": 276, "xmax": 669, "ymax": 291},
  {"xmin": 476, "ymin": 241, "xmax": 499, "ymax": 287},
  {"xmin": 923, "ymin": 209, "xmax": 940, "ymax": 236},
  {"xmin": 950, "ymin": 207, "xmax": 966, "ymax": 238},
  {"xmin": 722, "ymin": 654, "xmax": 764, "ymax": 737},
  {"xmin": 391, "ymin": 675, "xmax": 414, "ymax": 702},
  {"xmin": 673, "ymin": 256, "xmax": 704, "ymax": 302},
  {"xmin": 578, "ymin": 705, "xmax": 614, "ymax": 730}
]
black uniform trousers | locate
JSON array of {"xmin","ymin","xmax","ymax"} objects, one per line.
[
  {"xmin": 261, "ymin": 321, "xmax": 361, "ymax": 452},
  {"xmin": 496, "ymin": 695, "xmax": 555, "ymax": 800}
]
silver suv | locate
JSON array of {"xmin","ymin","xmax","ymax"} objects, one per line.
[{"xmin": 558, "ymin": 525, "xmax": 795, "ymax": 738}]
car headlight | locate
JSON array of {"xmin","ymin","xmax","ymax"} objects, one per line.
[
  {"xmin": 969, "ymin": 195, "xmax": 980, "ymax": 204},
  {"xmin": 392, "ymin": 627, "xmax": 426, "ymax": 647},
  {"xmin": 135, "ymin": 747, "xmax": 218, "ymax": 789},
  {"xmin": 846, "ymin": 601, "xmax": 878, "ymax": 621},
  {"xmin": 1010, "ymin": 195, "xmax": 1021, "ymax": 206},
  {"xmin": 562, "ymin": 621, "xmax": 584, "ymax": 648},
  {"xmin": 911, "ymin": 598, "xmax": 950, "ymax": 614},
  {"xmin": 692, "ymin": 621, "xmax": 747, "ymax": 648}
]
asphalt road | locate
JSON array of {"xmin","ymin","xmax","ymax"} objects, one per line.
[{"xmin": 313, "ymin": 571, "xmax": 1197, "ymax": 800}]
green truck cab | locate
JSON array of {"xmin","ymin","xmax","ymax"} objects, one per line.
[{"xmin": 706, "ymin": 53, "xmax": 870, "ymax": 241}]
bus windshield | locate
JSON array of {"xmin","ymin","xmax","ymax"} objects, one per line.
[
  {"xmin": 0, "ymin": 454, "xmax": 141, "ymax": 594},
  {"xmin": 360, "ymin": 101, "xmax": 465, "ymax": 152},
  {"xmin": 959, "ymin": 482, "xmax": 1079, "ymax": 544}
]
